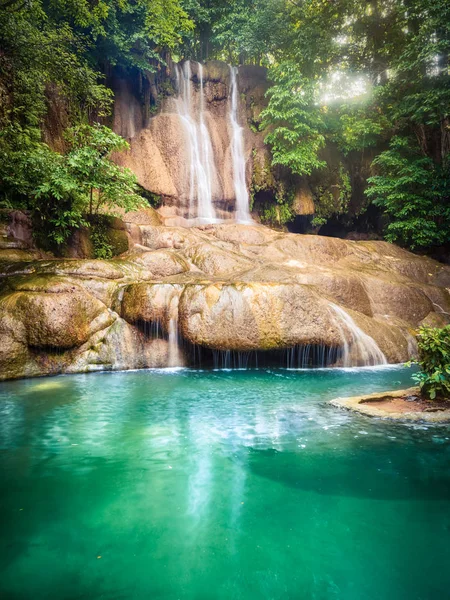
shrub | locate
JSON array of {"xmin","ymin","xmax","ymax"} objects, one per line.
[
  {"xmin": 1, "ymin": 123, "xmax": 145, "ymax": 249},
  {"xmin": 367, "ymin": 137, "xmax": 450, "ymax": 250},
  {"xmin": 411, "ymin": 326, "xmax": 450, "ymax": 400}
]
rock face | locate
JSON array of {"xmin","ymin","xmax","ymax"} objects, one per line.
[
  {"xmin": 1, "ymin": 209, "xmax": 450, "ymax": 380},
  {"xmin": 113, "ymin": 60, "xmax": 270, "ymax": 221}
]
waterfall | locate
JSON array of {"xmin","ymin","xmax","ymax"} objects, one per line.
[
  {"xmin": 330, "ymin": 304, "xmax": 387, "ymax": 367},
  {"xmin": 174, "ymin": 61, "xmax": 217, "ymax": 223},
  {"xmin": 229, "ymin": 66, "xmax": 252, "ymax": 223},
  {"xmin": 167, "ymin": 296, "xmax": 184, "ymax": 367}
]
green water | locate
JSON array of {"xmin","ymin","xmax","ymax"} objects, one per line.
[{"xmin": 0, "ymin": 366, "xmax": 449, "ymax": 599}]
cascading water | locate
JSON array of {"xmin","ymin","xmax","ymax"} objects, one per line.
[
  {"xmin": 174, "ymin": 61, "xmax": 217, "ymax": 223},
  {"xmin": 167, "ymin": 296, "xmax": 184, "ymax": 367},
  {"xmin": 330, "ymin": 304, "xmax": 387, "ymax": 367},
  {"xmin": 229, "ymin": 66, "xmax": 252, "ymax": 223}
]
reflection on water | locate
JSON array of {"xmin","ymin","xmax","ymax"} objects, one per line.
[{"xmin": 0, "ymin": 366, "xmax": 449, "ymax": 599}]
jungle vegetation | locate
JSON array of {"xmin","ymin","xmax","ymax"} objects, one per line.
[{"xmin": 0, "ymin": 0, "xmax": 449, "ymax": 251}]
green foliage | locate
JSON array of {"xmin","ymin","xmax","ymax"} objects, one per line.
[
  {"xmin": 311, "ymin": 164, "xmax": 352, "ymax": 227},
  {"xmin": 411, "ymin": 326, "xmax": 450, "ymax": 400},
  {"xmin": 64, "ymin": 123, "xmax": 144, "ymax": 216},
  {"xmin": 0, "ymin": 0, "xmax": 113, "ymax": 135},
  {"xmin": 329, "ymin": 101, "xmax": 391, "ymax": 155},
  {"xmin": 137, "ymin": 186, "xmax": 163, "ymax": 208},
  {"xmin": 183, "ymin": 0, "xmax": 286, "ymax": 64},
  {"xmin": 243, "ymin": 0, "xmax": 449, "ymax": 249},
  {"xmin": 0, "ymin": 127, "xmax": 83, "ymax": 247},
  {"xmin": 259, "ymin": 182, "xmax": 294, "ymax": 227},
  {"xmin": 1, "ymin": 0, "xmax": 449, "ymax": 252},
  {"xmin": 367, "ymin": 137, "xmax": 450, "ymax": 250},
  {"xmin": 1, "ymin": 123, "xmax": 145, "ymax": 248},
  {"xmin": 89, "ymin": 218, "xmax": 114, "ymax": 260},
  {"xmin": 261, "ymin": 62, "xmax": 326, "ymax": 176},
  {"xmin": 0, "ymin": 0, "xmax": 191, "ymax": 248}
]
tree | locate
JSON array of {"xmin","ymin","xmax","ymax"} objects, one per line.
[
  {"xmin": 261, "ymin": 61, "xmax": 326, "ymax": 176},
  {"xmin": 257, "ymin": 0, "xmax": 449, "ymax": 246},
  {"xmin": 0, "ymin": 0, "xmax": 190, "ymax": 247},
  {"xmin": 1, "ymin": 124, "xmax": 144, "ymax": 247},
  {"xmin": 63, "ymin": 124, "xmax": 143, "ymax": 217},
  {"xmin": 367, "ymin": 136, "xmax": 450, "ymax": 249}
]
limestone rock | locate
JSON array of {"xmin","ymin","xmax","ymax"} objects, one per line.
[
  {"xmin": 178, "ymin": 282, "xmax": 342, "ymax": 351},
  {"xmin": 1, "ymin": 218, "xmax": 450, "ymax": 380},
  {"xmin": 0, "ymin": 278, "xmax": 113, "ymax": 349},
  {"xmin": 121, "ymin": 283, "xmax": 182, "ymax": 331},
  {"xmin": 126, "ymin": 249, "xmax": 190, "ymax": 279}
]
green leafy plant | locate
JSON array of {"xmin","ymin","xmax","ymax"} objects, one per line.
[
  {"xmin": 367, "ymin": 137, "xmax": 450, "ymax": 250},
  {"xmin": 89, "ymin": 218, "xmax": 114, "ymax": 260},
  {"xmin": 411, "ymin": 326, "xmax": 450, "ymax": 400},
  {"xmin": 311, "ymin": 164, "xmax": 352, "ymax": 227},
  {"xmin": 64, "ymin": 123, "xmax": 144, "ymax": 217},
  {"xmin": 261, "ymin": 62, "xmax": 326, "ymax": 177},
  {"xmin": 1, "ymin": 123, "xmax": 145, "ymax": 249},
  {"xmin": 259, "ymin": 181, "xmax": 294, "ymax": 227}
]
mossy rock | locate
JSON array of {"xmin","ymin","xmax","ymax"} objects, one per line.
[
  {"xmin": 0, "ymin": 280, "xmax": 114, "ymax": 349},
  {"xmin": 84, "ymin": 216, "xmax": 129, "ymax": 259},
  {"xmin": 65, "ymin": 227, "xmax": 94, "ymax": 259},
  {"xmin": 105, "ymin": 228, "xmax": 129, "ymax": 256},
  {"xmin": 202, "ymin": 60, "xmax": 230, "ymax": 84},
  {"xmin": 101, "ymin": 215, "xmax": 126, "ymax": 231}
]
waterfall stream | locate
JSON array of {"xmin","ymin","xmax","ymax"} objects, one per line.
[
  {"xmin": 229, "ymin": 66, "xmax": 252, "ymax": 223},
  {"xmin": 167, "ymin": 296, "xmax": 184, "ymax": 367},
  {"xmin": 174, "ymin": 61, "xmax": 252, "ymax": 223},
  {"xmin": 330, "ymin": 304, "xmax": 387, "ymax": 367},
  {"xmin": 175, "ymin": 61, "xmax": 218, "ymax": 222}
]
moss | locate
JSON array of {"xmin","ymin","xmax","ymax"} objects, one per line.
[
  {"xmin": 137, "ymin": 186, "xmax": 162, "ymax": 209},
  {"xmin": 2, "ymin": 274, "xmax": 71, "ymax": 294},
  {"xmin": 250, "ymin": 150, "xmax": 296, "ymax": 226},
  {"xmin": 251, "ymin": 151, "xmax": 276, "ymax": 192},
  {"xmin": 311, "ymin": 163, "xmax": 352, "ymax": 227},
  {"xmin": 88, "ymin": 215, "xmax": 129, "ymax": 258},
  {"xmin": 257, "ymin": 180, "xmax": 295, "ymax": 228},
  {"xmin": 105, "ymin": 229, "xmax": 129, "ymax": 256}
]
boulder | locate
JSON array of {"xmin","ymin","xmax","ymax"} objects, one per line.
[{"xmin": 0, "ymin": 277, "xmax": 113, "ymax": 349}]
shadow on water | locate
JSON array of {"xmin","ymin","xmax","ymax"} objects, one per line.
[{"xmin": 245, "ymin": 447, "xmax": 450, "ymax": 501}]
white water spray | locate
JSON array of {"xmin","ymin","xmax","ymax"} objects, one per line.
[
  {"xmin": 330, "ymin": 304, "xmax": 387, "ymax": 367},
  {"xmin": 229, "ymin": 66, "xmax": 252, "ymax": 223},
  {"xmin": 174, "ymin": 61, "xmax": 217, "ymax": 222}
]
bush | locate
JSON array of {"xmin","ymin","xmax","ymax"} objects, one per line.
[
  {"xmin": 1, "ymin": 123, "xmax": 145, "ymax": 249},
  {"xmin": 367, "ymin": 137, "xmax": 450, "ymax": 250},
  {"xmin": 411, "ymin": 326, "xmax": 450, "ymax": 400}
]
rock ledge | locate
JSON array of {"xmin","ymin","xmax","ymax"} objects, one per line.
[{"xmin": 330, "ymin": 387, "xmax": 450, "ymax": 422}]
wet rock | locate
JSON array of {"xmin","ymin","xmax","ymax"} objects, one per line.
[
  {"xmin": 126, "ymin": 249, "xmax": 190, "ymax": 279},
  {"xmin": 0, "ymin": 278, "xmax": 113, "ymax": 349},
  {"xmin": 1, "ymin": 219, "xmax": 450, "ymax": 380},
  {"xmin": 179, "ymin": 282, "xmax": 343, "ymax": 351}
]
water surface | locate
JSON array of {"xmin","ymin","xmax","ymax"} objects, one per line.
[{"xmin": 1, "ymin": 367, "xmax": 449, "ymax": 599}]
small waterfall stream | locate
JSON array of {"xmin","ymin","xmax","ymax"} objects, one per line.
[
  {"xmin": 229, "ymin": 66, "xmax": 252, "ymax": 223},
  {"xmin": 330, "ymin": 304, "xmax": 387, "ymax": 367},
  {"xmin": 167, "ymin": 296, "xmax": 184, "ymax": 367},
  {"xmin": 175, "ymin": 61, "xmax": 218, "ymax": 222}
]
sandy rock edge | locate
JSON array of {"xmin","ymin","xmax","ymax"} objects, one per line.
[{"xmin": 330, "ymin": 387, "xmax": 450, "ymax": 423}]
